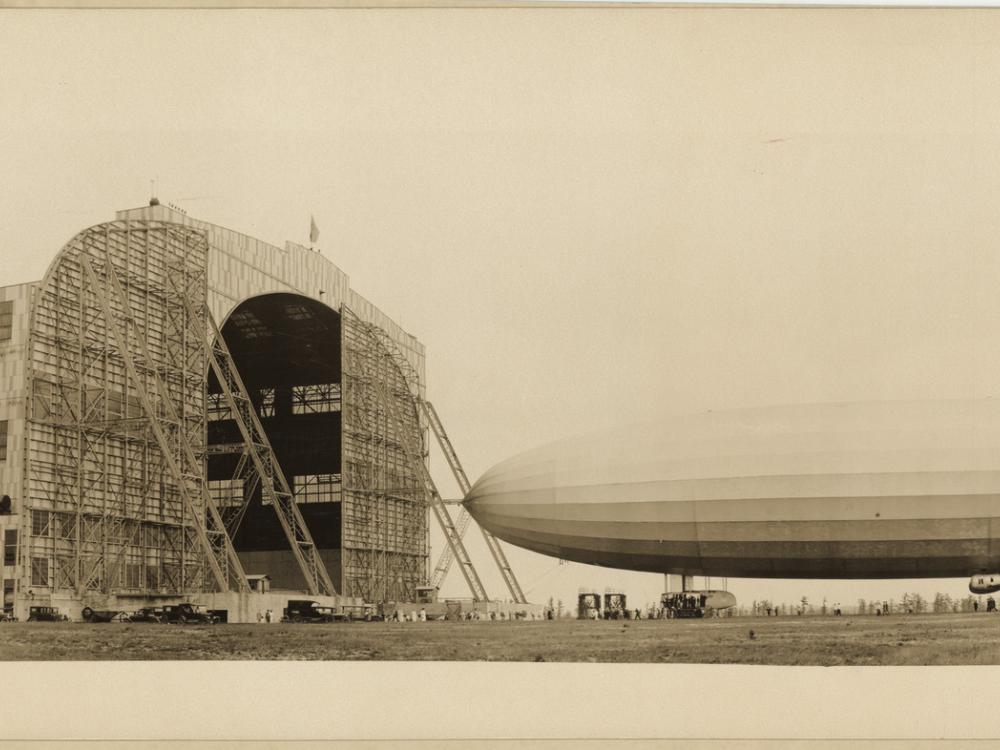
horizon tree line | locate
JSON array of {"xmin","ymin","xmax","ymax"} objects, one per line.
[{"xmin": 721, "ymin": 592, "xmax": 987, "ymax": 616}]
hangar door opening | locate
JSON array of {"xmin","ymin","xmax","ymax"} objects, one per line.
[{"xmin": 207, "ymin": 293, "xmax": 343, "ymax": 591}]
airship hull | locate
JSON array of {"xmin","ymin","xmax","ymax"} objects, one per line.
[{"xmin": 465, "ymin": 401, "xmax": 1000, "ymax": 579}]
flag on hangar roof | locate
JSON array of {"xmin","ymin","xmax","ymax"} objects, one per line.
[{"xmin": 309, "ymin": 215, "xmax": 320, "ymax": 244}]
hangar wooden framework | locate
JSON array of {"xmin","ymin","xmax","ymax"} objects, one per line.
[{"xmin": 16, "ymin": 215, "xmax": 524, "ymax": 610}]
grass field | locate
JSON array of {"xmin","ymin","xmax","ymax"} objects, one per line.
[{"xmin": 2, "ymin": 612, "xmax": 1000, "ymax": 664}]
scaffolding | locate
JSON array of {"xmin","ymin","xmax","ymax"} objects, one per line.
[
  {"xmin": 350, "ymin": 310, "xmax": 527, "ymax": 604},
  {"xmin": 340, "ymin": 308, "xmax": 427, "ymax": 603},
  {"xmin": 23, "ymin": 221, "xmax": 223, "ymax": 601},
  {"xmin": 15, "ymin": 211, "xmax": 525, "ymax": 609}
]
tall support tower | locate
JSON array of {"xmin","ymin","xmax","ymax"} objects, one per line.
[{"xmin": 23, "ymin": 221, "xmax": 218, "ymax": 601}]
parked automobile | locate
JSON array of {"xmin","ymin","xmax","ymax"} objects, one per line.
[
  {"xmin": 283, "ymin": 600, "xmax": 342, "ymax": 623},
  {"xmin": 80, "ymin": 607, "xmax": 124, "ymax": 623},
  {"xmin": 129, "ymin": 607, "xmax": 165, "ymax": 623},
  {"xmin": 161, "ymin": 603, "xmax": 217, "ymax": 624},
  {"xmin": 27, "ymin": 606, "xmax": 68, "ymax": 622}
]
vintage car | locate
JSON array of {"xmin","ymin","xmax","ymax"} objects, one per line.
[
  {"xmin": 27, "ymin": 606, "xmax": 68, "ymax": 622},
  {"xmin": 160, "ymin": 603, "xmax": 217, "ymax": 624},
  {"xmin": 129, "ymin": 607, "xmax": 165, "ymax": 623}
]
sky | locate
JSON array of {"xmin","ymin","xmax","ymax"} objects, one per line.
[{"xmin": 3, "ymin": 8, "xmax": 1000, "ymax": 613}]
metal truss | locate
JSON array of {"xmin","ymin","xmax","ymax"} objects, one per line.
[
  {"xmin": 358, "ymin": 319, "xmax": 527, "ymax": 603},
  {"xmin": 207, "ymin": 442, "xmax": 260, "ymax": 540},
  {"xmin": 424, "ymin": 401, "xmax": 526, "ymax": 603},
  {"xmin": 23, "ymin": 221, "xmax": 239, "ymax": 600},
  {"xmin": 77, "ymin": 250, "xmax": 248, "ymax": 593},
  {"xmin": 345, "ymin": 308, "xmax": 522, "ymax": 603}
]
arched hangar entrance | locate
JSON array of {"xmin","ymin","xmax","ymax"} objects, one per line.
[{"xmin": 207, "ymin": 293, "xmax": 343, "ymax": 591}]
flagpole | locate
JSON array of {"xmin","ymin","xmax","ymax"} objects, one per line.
[{"xmin": 309, "ymin": 214, "xmax": 320, "ymax": 251}]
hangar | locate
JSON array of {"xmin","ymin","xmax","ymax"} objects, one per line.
[{"xmin": 0, "ymin": 200, "xmax": 485, "ymax": 621}]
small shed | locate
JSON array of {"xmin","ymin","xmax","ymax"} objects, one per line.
[{"xmin": 415, "ymin": 585, "xmax": 438, "ymax": 604}]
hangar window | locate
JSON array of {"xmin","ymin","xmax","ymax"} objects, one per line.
[
  {"xmin": 0, "ymin": 420, "xmax": 7, "ymax": 462},
  {"xmin": 207, "ymin": 393, "xmax": 231, "ymax": 422},
  {"xmin": 291, "ymin": 383, "xmax": 341, "ymax": 414},
  {"xmin": 229, "ymin": 309, "xmax": 271, "ymax": 340},
  {"xmin": 292, "ymin": 474, "xmax": 342, "ymax": 504},
  {"xmin": 385, "ymin": 468, "xmax": 417, "ymax": 495},
  {"xmin": 103, "ymin": 390, "xmax": 143, "ymax": 420},
  {"xmin": 3, "ymin": 530, "xmax": 16, "ymax": 566},
  {"xmin": 0, "ymin": 300, "xmax": 12, "ymax": 342},
  {"xmin": 30, "ymin": 557, "xmax": 49, "ymax": 587},
  {"xmin": 258, "ymin": 387, "xmax": 276, "ymax": 418},
  {"xmin": 160, "ymin": 563, "xmax": 179, "ymax": 590},
  {"xmin": 3, "ymin": 579, "xmax": 13, "ymax": 613},
  {"xmin": 55, "ymin": 556, "xmax": 74, "ymax": 589},
  {"xmin": 54, "ymin": 513, "xmax": 75, "ymax": 540},
  {"xmin": 284, "ymin": 303, "xmax": 313, "ymax": 321},
  {"xmin": 31, "ymin": 510, "xmax": 50, "ymax": 537},
  {"xmin": 208, "ymin": 479, "xmax": 245, "ymax": 508},
  {"xmin": 125, "ymin": 563, "xmax": 143, "ymax": 589}
]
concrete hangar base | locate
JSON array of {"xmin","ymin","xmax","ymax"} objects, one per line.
[{"xmin": 0, "ymin": 201, "xmax": 447, "ymax": 623}]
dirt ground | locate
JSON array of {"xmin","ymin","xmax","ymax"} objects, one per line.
[{"xmin": 2, "ymin": 612, "xmax": 1000, "ymax": 663}]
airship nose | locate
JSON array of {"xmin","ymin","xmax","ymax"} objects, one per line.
[
  {"xmin": 462, "ymin": 470, "xmax": 532, "ymax": 549},
  {"xmin": 461, "ymin": 480, "xmax": 491, "ymax": 525}
]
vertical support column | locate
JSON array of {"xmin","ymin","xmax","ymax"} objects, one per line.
[{"xmin": 664, "ymin": 573, "xmax": 685, "ymax": 593}]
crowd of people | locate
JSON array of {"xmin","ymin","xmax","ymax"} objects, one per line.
[{"xmin": 383, "ymin": 607, "xmax": 548, "ymax": 622}]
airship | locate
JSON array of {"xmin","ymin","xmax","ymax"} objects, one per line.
[{"xmin": 463, "ymin": 400, "xmax": 1000, "ymax": 593}]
